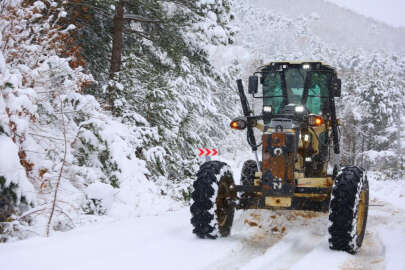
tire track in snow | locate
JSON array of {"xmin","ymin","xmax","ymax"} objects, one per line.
[
  {"xmin": 200, "ymin": 210, "xmax": 285, "ymax": 270},
  {"xmin": 341, "ymin": 199, "xmax": 404, "ymax": 270},
  {"xmin": 238, "ymin": 211, "xmax": 330, "ymax": 270},
  {"xmin": 201, "ymin": 199, "xmax": 405, "ymax": 270},
  {"xmin": 202, "ymin": 210, "xmax": 327, "ymax": 270},
  {"xmin": 341, "ymin": 231, "xmax": 385, "ymax": 270}
]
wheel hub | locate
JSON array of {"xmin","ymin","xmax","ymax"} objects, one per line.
[{"xmin": 356, "ymin": 189, "xmax": 366, "ymax": 237}]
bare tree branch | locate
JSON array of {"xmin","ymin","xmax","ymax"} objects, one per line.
[
  {"xmin": 55, "ymin": 206, "xmax": 75, "ymax": 229},
  {"xmin": 46, "ymin": 96, "xmax": 68, "ymax": 237},
  {"xmin": 28, "ymin": 132, "xmax": 66, "ymax": 141},
  {"xmin": 123, "ymin": 14, "xmax": 160, "ymax": 23},
  {"xmin": 18, "ymin": 207, "xmax": 48, "ymax": 221}
]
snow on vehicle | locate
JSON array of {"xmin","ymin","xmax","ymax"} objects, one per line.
[{"xmin": 190, "ymin": 61, "xmax": 369, "ymax": 254}]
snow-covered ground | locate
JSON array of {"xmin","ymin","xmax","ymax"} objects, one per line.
[
  {"xmin": 1, "ymin": 170, "xmax": 404, "ymax": 270},
  {"xmin": 1, "ymin": 1, "xmax": 405, "ymax": 269}
]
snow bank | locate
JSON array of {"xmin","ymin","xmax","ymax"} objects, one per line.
[
  {"xmin": 369, "ymin": 171, "xmax": 405, "ymax": 212},
  {"xmin": 0, "ymin": 44, "xmax": 35, "ymax": 206},
  {"xmin": 0, "ymin": 135, "xmax": 35, "ymax": 204},
  {"xmin": 0, "ymin": 1, "xmax": 182, "ymax": 240}
]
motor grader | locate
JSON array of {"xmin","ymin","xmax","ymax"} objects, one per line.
[{"xmin": 190, "ymin": 61, "xmax": 369, "ymax": 254}]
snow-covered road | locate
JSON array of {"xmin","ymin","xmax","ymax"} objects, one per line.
[{"xmin": 1, "ymin": 177, "xmax": 405, "ymax": 270}]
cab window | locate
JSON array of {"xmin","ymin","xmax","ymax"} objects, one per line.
[
  {"xmin": 263, "ymin": 72, "xmax": 283, "ymax": 114},
  {"xmin": 263, "ymin": 68, "xmax": 331, "ymax": 115},
  {"xmin": 306, "ymin": 72, "xmax": 330, "ymax": 115}
]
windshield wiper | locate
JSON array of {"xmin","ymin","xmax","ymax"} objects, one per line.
[
  {"xmin": 302, "ymin": 71, "xmax": 312, "ymax": 104},
  {"xmin": 280, "ymin": 71, "xmax": 288, "ymax": 106}
]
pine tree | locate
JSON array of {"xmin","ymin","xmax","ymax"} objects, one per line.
[{"xmin": 61, "ymin": 0, "xmax": 238, "ymax": 196}]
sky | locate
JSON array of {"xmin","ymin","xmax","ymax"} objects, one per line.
[{"xmin": 324, "ymin": 0, "xmax": 405, "ymax": 28}]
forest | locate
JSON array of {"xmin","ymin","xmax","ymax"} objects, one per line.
[{"xmin": 0, "ymin": 0, "xmax": 404, "ymax": 245}]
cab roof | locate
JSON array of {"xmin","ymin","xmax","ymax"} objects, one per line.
[{"xmin": 259, "ymin": 61, "xmax": 336, "ymax": 72}]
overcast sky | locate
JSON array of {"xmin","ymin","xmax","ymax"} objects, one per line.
[{"xmin": 324, "ymin": 0, "xmax": 405, "ymax": 27}]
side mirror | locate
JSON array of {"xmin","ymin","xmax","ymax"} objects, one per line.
[
  {"xmin": 248, "ymin": 76, "xmax": 258, "ymax": 94},
  {"xmin": 332, "ymin": 78, "xmax": 341, "ymax": 97}
]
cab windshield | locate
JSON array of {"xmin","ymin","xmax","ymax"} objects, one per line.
[{"xmin": 263, "ymin": 67, "xmax": 331, "ymax": 115}]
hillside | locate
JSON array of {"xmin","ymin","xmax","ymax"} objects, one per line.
[
  {"xmin": 325, "ymin": 0, "xmax": 405, "ymax": 28},
  {"xmin": 254, "ymin": 0, "xmax": 405, "ymax": 52},
  {"xmin": 1, "ymin": 1, "xmax": 405, "ymax": 269}
]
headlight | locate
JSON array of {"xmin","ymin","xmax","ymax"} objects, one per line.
[
  {"xmin": 303, "ymin": 64, "xmax": 311, "ymax": 70},
  {"xmin": 308, "ymin": 115, "xmax": 323, "ymax": 126},
  {"xmin": 263, "ymin": 105, "xmax": 272, "ymax": 113},
  {"xmin": 295, "ymin": 105, "xmax": 305, "ymax": 113}
]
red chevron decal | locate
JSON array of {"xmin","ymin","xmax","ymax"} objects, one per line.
[
  {"xmin": 212, "ymin": 149, "xmax": 218, "ymax": 156},
  {"xmin": 198, "ymin": 148, "xmax": 218, "ymax": 156},
  {"xmin": 198, "ymin": 148, "xmax": 204, "ymax": 156}
]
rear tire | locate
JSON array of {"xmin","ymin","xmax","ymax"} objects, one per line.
[
  {"xmin": 190, "ymin": 161, "xmax": 235, "ymax": 239},
  {"xmin": 240, "ymin": 160, "xmax": 259, "ymax": 186},
  {"xmin": 328, "ymin": 166, "xmax": 369, "ymax": 254}
]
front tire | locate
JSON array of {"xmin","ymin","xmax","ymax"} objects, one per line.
[
  {"xmin": 190, "ymin": 161, "xmax": 235, "ymax": 239},
  {"xmin": 240, "ymin": 160, "xmax": 259, "ymax": 186},
  {"xmin": 328, "ymin": 166, "xmax": 369, "ymax": 254}
]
